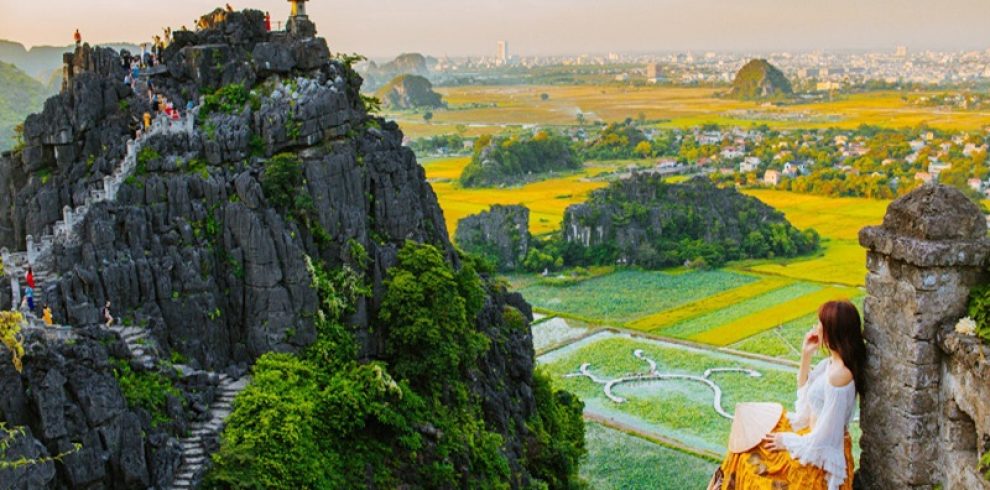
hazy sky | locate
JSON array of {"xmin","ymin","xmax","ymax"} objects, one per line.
[{"xmin": 2, "ymin": 0, "xmax": 988, "ymax": 58}]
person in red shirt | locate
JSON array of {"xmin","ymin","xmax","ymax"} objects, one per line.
[
  {"xmin": 74, "ymin": 29, "xmax": 82, "ymax": 46},
  {"xmin": 25, "ymin": 266, "xmax": 35, "ymax": 289},
  {"xmin": 265, "ymin": 12, "xmax": 272, "ymax": 32}
]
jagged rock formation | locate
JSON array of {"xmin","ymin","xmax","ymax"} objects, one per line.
[
  {"xmin": 455, "ymin": 205, "xmax": 530, "ymax": 271},
  {"xmin": 375, "ymin": 74, "xmax": 445, "ymax": 110},
  {"xmin": 729, "ymin": 59, "xmax": 793, "ymax": 100},
  {"xmin": 562, "ymin": 175, "xmax": 817, "ymax": 267},
  {"xmin": 858, "ymin": 184, "xmax": 990, "ymax": 489},
  {"xmin": 0, "ymin": 7, "xmax": 560, "ymax": 489}
]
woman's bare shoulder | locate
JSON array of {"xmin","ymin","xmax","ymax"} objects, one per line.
[{"xmin": 827, "ymin": 362, "xmax": 854, "ymax": 388}]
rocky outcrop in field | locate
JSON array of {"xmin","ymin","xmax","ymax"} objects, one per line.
[{"xmin": 455, "ymin": 205, "xmax": 531, "ymax": 271}]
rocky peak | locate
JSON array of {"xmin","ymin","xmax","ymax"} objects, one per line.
[{"xmin": 0, "ymin": 6, "xmax": 551, "ymax": 489}]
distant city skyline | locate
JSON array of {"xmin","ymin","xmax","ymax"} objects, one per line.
[{"xmin": 1, "ymin": 0, "xmax": 988, "ymax": 58}]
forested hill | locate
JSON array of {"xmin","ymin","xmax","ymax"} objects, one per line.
[
  {"xmin": 0, "ymin": 61, "xmax": 51, "ymax": 151},
  {"xmin": 460, "ymin": 131, "xmax": 580, "ymax": 187},
  {"xmin": 561, "ymin": 175, "xmax": 819, "ymax": 268},
  {"xmin": 730, "ymin": 59, "xmax": 793, "ymax": 100},
  {"xmin": 0, "ymin": 7, "xmax": 584, "ymax": 489}
]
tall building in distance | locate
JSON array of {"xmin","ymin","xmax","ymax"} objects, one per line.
[
  {"xmin": 497, "ymin": 40, "xmax": 509, "ymax": 65},
  {"xmin": 896, "ymin": 45, "xmax": 909, "ymax": 57},
  {"xmin": 646, "ymin": 62, "xmax": 661, "ymax": 83}
]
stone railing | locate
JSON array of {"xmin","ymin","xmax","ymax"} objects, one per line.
[
  {"xmin": 2, "ymin": 108, "xmax": 197, "ymax": 315},
  {"xmin": 858, "ymin": 183, "xmax": 990, "ymax": 489}
]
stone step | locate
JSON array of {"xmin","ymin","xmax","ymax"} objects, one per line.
[
  {"xmin": 182, "ymin": 455, "xmax": 206, "ymax": 466},
  {"xmin": 183, "ymin": 447, "xmax": 205, "ymax": 458}
]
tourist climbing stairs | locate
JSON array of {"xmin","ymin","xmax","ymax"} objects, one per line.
[{"xmin": 0, "ymin": 67, "xmax": 251, "ymax": 485}]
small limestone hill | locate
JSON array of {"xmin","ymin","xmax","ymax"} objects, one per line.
[
  {"xmin": 729, "ymin": 59, "xmax": 793, "ymax": 100},
  {"xmin": 375, "ymin": 74, "xmax": 445, "ymax": 110}
]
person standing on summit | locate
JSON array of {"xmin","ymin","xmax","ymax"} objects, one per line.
[
  {"xmin": 265, "ymin": 11, "xmax": 272, "ymax": 31},
  {"xmin": 73, "ymin": 29, "xmax": 82, "ymax": 46}
]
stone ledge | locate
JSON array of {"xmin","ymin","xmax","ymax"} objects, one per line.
[
  {"xmin": 860, "ymin": 226, "xmax": 990, "ymax": 268},
  {"xmin": 940, "ymin": 331, "xmax": 990, "ymax": 379}
]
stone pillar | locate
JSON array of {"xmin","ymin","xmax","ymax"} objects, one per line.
[
  {"xmin": 25, "ymin": 235, "xmax": 36, "ymax": 265},
  {"xmin": 858, "ymin": 184, "xmax": 990, "ymax": 488}
]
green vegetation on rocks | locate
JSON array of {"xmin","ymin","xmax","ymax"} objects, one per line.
[
  {"xmin": 729, "ymin": 59, "xmax": 793, "ymax": 100},
  {"xmin": 460, "ymin": 131, "xmax": 580, "ymax": 188},
  {"xmin": 375, "ymin": 74, "xmax": 445, "ymax": 110},
  {"xmin": 205, "ymin": 243, "xmax": 586, "ymax": 489}
]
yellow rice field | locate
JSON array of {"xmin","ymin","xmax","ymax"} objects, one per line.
[
  {"xmin": 737, "ymin": 190, "xmax": 890, "ymax": 287},
  {"xmin": 626, "ymin": 276, "xmax": 794, "ymax": 332},
  {"xmin": 389, "ymin": 86, "xmax": 990, "ymax": 139},
  {"xmin": 424, "ymin": 157, "xmax": 640, "ymax": 236},
  {"xmin": 689, "ymin": 285, "xmax": 859, "ymax": 346}
]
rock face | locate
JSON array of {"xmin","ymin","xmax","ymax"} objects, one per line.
[
  {"xmin": 729, "ymin": 59, "xmax": 793, "ymax": 99},
  {"xmin": 375, "ymin": 74, "xmax": 445, "ymax": 110},
  {"xmin": 0, "ymin": 328, "xmax": 195, "ymax": 489},
  {"xmin": 455, "ymin": 205, "xmax": 530, "ymax": 271},
  {"xmin": 0, "ymin": 7, "xmax": 547, "ymax": 489},
  {"xmin": 858, "ymin": 183, "xmax": 990, "ymax": 489}
]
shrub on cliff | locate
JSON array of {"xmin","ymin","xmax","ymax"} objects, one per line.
[{"xmin": 205, "ymin": 243, "xmax": 586, "ymax": 488}]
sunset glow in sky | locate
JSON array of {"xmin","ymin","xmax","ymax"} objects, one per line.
[{"xmin": 1, "ymin": 0, "xmax": 988, "ymax": 57}]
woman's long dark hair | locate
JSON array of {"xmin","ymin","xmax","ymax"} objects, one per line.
[{"xmin": 819, "ymin": 300, "xmax": 867, "ymax": 396}]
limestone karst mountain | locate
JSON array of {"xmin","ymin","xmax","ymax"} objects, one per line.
[
  {"xmin": 729, "ymin": 58, "xmax": 793, "ymax": 100},
  {"xmin": 0, "ymin": 7, "xmax": 583, "ymax": 489},
  {"xmin": 375, "ymin": 74, "xmax": 446, "ymax": 110}
]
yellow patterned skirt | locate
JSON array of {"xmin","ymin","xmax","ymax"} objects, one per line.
[{"xmin": 717, "ymin": 415, "xmax": 854, "ymax": 490}]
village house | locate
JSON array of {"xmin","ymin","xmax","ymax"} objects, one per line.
[
  {"xmin": 915, "ymin": 171, "xmax": 933, "ymax": 183},
  {"xmin": 763, "ymin": 169, "xmax": 782, "ymax": 186},
  {"xmin": 928, "ymin": 161, "xmax": 952, "ymax": 180},
  {"xmin": 720, "ymin": 147, "xmax": 745, "ymax": 160},
  {"xmin": 740, "ymin": 156, "xmax": 761, "ymax": 173}
]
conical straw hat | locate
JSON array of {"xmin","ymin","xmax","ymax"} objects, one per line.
[{"xmin": 728, "ymin": 402, "xmax": 784, "ymax": 453}]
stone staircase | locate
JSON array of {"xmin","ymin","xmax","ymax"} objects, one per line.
[
  {"xmin": 171, "ymin": 374, "xmax": 250, "ymax": 489},
  {"xmin": 0, "ymin": 73, "xmax": 252, "ymax": 487},
  {"xmin": 1, "ymin": 104, "xmax": 197, "ymax": 309}
]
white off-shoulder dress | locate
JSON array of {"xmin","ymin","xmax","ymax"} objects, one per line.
[{"xmin": 781, "ymin": 359, "xmax": 857, "ymax": 490}]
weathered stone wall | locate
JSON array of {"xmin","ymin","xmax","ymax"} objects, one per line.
[{"xmin": 859, "ymin": 183, "xmax": 990, "ymax": 489}]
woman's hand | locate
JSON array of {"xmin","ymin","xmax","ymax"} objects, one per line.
[
  {"xmin": 801, "ymin": 326, "xmax": 821, "ymax": 357},
  {"xmin": 762, "ymin": 432, "xmax": 786, "ymax": 452}
]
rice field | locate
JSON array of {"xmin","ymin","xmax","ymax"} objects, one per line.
[
  {"xmin": 581, "ymin": 422, "xmax": 716, "ymax": 490},
  {"xmin": 422, "ymin": 157, "xmax": 642, "ymax": 235},
  {"xmin": 688, "ymin": 285, "xmax": 859, "ymax": 346},
  {"xmin": 627, "ymin": 276, "xmax": 795, "ymax": 332},
  {"xmin": 516, "ymin": 269, "xmax": 757, "ymax": 325},
  {"xmin": 730, "ymin": 296, "xmax": 866, "ymax": 361},
  {"xmin": 388, "ymin": 85, "xmax": 990, "ymax": 140},
  {"xmin": 658, "ymin": 282, "xmax": 823, "ymax": 340},
  {"xmin": 540, "ymin": 334, "xmax": 798, "ymax": 452},
  {"xmin": 737, "ymin": 190, "xmax": 889, "ymax": 287}
]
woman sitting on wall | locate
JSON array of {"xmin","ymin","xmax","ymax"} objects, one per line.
[{"xmin": 712, "ymin": 300, "xmax": 867, "ymax": 490}]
